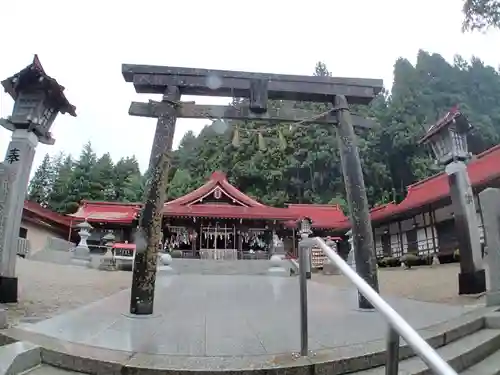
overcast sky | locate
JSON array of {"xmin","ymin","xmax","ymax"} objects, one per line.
[{"xmin": 1, "ymin": 0, "xmax": 499, "ymax": 175}]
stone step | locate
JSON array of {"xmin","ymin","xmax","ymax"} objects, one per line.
[
  {"xmin": 24, "ymin": 364, "xmax": 85, "ymax": 374},
  {"xmin": 0, "ymin": 341, "xmax": 40, "ymax": 375},
  {"xmin": 354, "ymin": 328, "xmax": 500, "ymax": 374},
  {"xmin": 460, "ymin": 349, "xmax": 500, "ymax": 374},
  {"xmin": 171, "ymin": 259, "xmax": 292, "ymax": 275}
]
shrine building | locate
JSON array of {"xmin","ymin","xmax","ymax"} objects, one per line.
[
  {"xmin": 18, "ymin": 143, "xmax": 500, "ymax": 262},
  {"xmin": 69, "ymin": 171, "xmax": 348, "ymax": 259}
]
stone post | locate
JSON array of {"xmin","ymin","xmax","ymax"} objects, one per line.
[
  {"xmin": 0, "ymin": 130, "xmax": 38, "ymax": 303},
  {"xmin": 335, "ymin": 95, "xmax": 379, "ymax": 309},
  {"xmin": 479, "ymin": 188, "xmax": 500, "ymax": 306},
  {"xmin": 72, "ymin": 221, "xmax": 93, "ymax": 267},
  {"xmin": 0, "ymin": 163, "xmax": 16, "ymax": 303},
  {"xmin": 446, "ymin": 161, "xmax": 485, "ymax": 295}
]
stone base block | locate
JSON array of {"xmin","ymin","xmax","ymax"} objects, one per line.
[
  {"xmin": 158, "ymin": 265, "xmax": 175, "ymax": 275},
  {"xmin": 0, "ymin": 304, "xmax": 7, "ymax": 328},
  {"xmin": 323, "ymin": 263, "xmax": 341, "ymax": 275},
  {"xmin": 486, "ymin": 290, "xmax": 500, "ymax": 307},
  {"xmin": 72, "ymin": 258, "xmax": 91, "ymax": 268},
  {"xmin": 268, "ymin": 267, "xmax": 288, "ymax": 277},
  {"xmin": 0, "ymin": 276, "xmax": 18, "ymax": 303},
  {"xmin": 458, "ymin": 269, "xmax": 486, "ymax": 295}
]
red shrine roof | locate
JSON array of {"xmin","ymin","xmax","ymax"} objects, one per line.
[
  {"xmin": 166, "ymin": 171, "xmax": 265, "ymax": 207},
  {"xmin": 163, "ymin": 171, "xmax": 296, "ymax": 221},
  {"xmin": 69, "ymin": 201, "xmax": 142, "ymax": 224},
  {"xmin": 284, "ymin": 204, "xmax": 348, "ymax": 229},
  {"xmin": 23, "ymin": 200, "xmax": 73, "ymax": 227},
  {"xmin": 337, "ymin": 143, "xmax": 500, "ymax": 228}
]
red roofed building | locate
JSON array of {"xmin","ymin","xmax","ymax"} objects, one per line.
[
  {"xmin": 19, "ymin": 200, "xmax": 74, "ymax": 257},
  {"xmin": 23, "ymin": 142, "xmax": 500, "ymax": 262},
  {"xmin": 70, "ymin": 171, "xmax": 346, "ymax": 258},
  {"xmin": 354, "ymin": 144, "xmax": 500, "ymax": 261}
]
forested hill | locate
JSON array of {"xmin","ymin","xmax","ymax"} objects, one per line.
[{"xmin": 28, "ymin": 50, "xmax": 500, "ymax": 214}]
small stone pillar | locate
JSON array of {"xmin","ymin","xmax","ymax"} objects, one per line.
[
  {"xmin": 346, "ymin": 229, "xmax": 356, "ymax": 271},
  {"xmin": 479, "ymin": 188, "xmax": 500, "ymax": 306},
  {"xmin": 158, "ymin": 252, "xmax": 175, "ymax": 275},
  {"xmin": 72, "ymin": 221, "xmax": 93, "ymax": 267},
  {"xmin": 323, "ymin": 238, "xmax": 341, "ymax": 275},
  {"xmin": 267, "ymin": 254, "xmax": 288, "ymax": 276}
]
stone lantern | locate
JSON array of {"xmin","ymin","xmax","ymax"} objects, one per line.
[
  {"xmin": 419, "ymin": 107, "xmax": 485, "ymax": 295},
  {"xmin": 100, "ymin": 232, "xmax": 117, "ymax": 270},
  {"xmin": 419, "ymin": 107, "xmax": 472, "ymax": 165},
  {"xmin": 0, "ymin": 55, "xmax": 76, "ymax": 303},
  {"xmin": 1, "ymin": 55, "xmax": 76, "ymax": 145},
  {"xmin": 72, "ymin": 221, "xmax": 93, "ymax": 267}
]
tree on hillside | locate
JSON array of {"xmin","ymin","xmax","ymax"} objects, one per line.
[
  {"xmin": 63, "ymin": 142, "xmax": 98, "ymax": 213},
  {"xmin": 462, "ymin": 0, "xmax": 500, "ymax": 31},
  {"xmin": 94, "ymin": 153, "xmax": 115, "ymax": 201},
  {"xmin": 28, "ymin": 53, "xmax": 500, "ymax": 214},
  {"xmin": 28, "ymin": 154, "xmax": 53, "ymax": 207},
  {"xmin": 47, "ymin": 154, "xmax": 73, "ymax": 213},
  {"xmin": 113, "ymin": 156, "xmax": 143, "ymax": 202}
]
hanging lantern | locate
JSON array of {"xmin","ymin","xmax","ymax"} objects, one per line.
[
  {"xmin": 258, "ymin": 132, "xmax": 266, "ymax": 151},
  {"xmin": 232, "ymin": 127, "xmax": 240, "ymax": 147},
  {"xmin": 278, "ymin": 129, "xmax": 287, "ymax": 150}
]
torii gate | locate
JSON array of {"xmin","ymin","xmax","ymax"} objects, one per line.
[{"xmin": 122, "ymin": 63, "xmax": 384, "ymax": 314}]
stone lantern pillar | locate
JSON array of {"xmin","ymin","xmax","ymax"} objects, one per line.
[
  {"xmin": 0, "ymin": 55, "xmax": 76, "ymax": 303},
  {"xmin": 100, "ymin": 232, "xmax": 116, "ymax": 270},
  {"xmin": 72, "ymin": 221, "xmax": 93, "ymax": 267},
  {"xmin": 419, "ymin": 108, "xmax": 485, "ymax": 295}
]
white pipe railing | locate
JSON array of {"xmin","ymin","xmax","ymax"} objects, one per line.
[{"xmin": 308, "ymin": 237, "xmax": 457, "ymax": 375}]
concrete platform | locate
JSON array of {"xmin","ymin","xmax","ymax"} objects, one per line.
[{"xmin": 2, "ymin": 274, "xmax": 473, "ymax": 372}]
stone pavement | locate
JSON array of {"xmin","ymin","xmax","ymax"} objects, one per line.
[{"xmin": 14, "ymin": 274, "xmax": 468, "ymax": 357}]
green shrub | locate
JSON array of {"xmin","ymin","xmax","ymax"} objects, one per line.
[
  {"xmin": 400, "ymin": 253, "xmax": 420, "ymax": 268},
  {"xmin": 382, "ymin": 256, "xmax": 400, "ymax": 267}
]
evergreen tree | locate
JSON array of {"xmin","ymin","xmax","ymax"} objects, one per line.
[
  {"xmin": 47, "ymin": 154, "xmax": 73, "ymax": 213},
  {"xmin": 28, "ymin": 52, "xmax": 500, "ymax": 214},
  {"xmin": 63, "ymin": 142, "xmax": 98, "ymax": 213},
  {"xmin": 113, "ymin": 156, "xmax": 143, "ymax": 202},
  {"xmin": 28, "ymin": 154, "xmax": 53, "ymax": 207}
]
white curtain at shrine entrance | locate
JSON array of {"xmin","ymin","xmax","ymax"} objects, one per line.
[{"xmin": 200, "ymin": 224, "xmax": 237, "ymax": 260}]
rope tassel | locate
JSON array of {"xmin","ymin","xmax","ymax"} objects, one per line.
[
  {"xmin": 258, "ymin": 132, "xmax": 266, "ymax": 151},
  {"xmin": 278, "ymin": 129, "xmax": 287, "ymax": 150},
  {"xmin": 232, "ymin": 127, "xmax": 240, "ymax": 147}
]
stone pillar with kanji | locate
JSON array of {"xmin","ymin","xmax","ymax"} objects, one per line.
[{"xmin": 0, "ymin": 55, "xmax": 76, "ymax": 303}]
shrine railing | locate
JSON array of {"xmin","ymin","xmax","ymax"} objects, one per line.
[{"xmin": 298, "ymin": 237, "xmax": 457, "ymax": 375}]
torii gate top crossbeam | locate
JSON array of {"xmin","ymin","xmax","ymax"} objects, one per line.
[{"xmin": 122, "ymin": 64, "xmax": 384, "ymax": 105}]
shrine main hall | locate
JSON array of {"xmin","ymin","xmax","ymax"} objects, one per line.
[{"xmin": 70, "ymin": 171, "xmax": 347, "ymax": 259}]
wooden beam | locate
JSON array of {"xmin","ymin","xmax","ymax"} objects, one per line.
[
  {"xmin": 128, "ymin": 101, "xmax": 377, "ymax": 128},
  {"xmin": 122, "ymin": 64, "xmax": 384, "ymax": 105}
]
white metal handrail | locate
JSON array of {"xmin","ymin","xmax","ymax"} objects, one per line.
[{"xmin": 312, "ymin": 237, "xmax": 457, "ymax": 375}]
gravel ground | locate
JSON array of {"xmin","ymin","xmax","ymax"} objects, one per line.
[
  {"xmin": 313, "ymin": 262, "xmax": 485, "ymax": 307},
  {"xmin": 5, "ymin": 258, "xmax": 132, "ymax": 325},
  {"xmin": 3, "ymin": 259, "xmax": 483, "ymax": 326}
]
